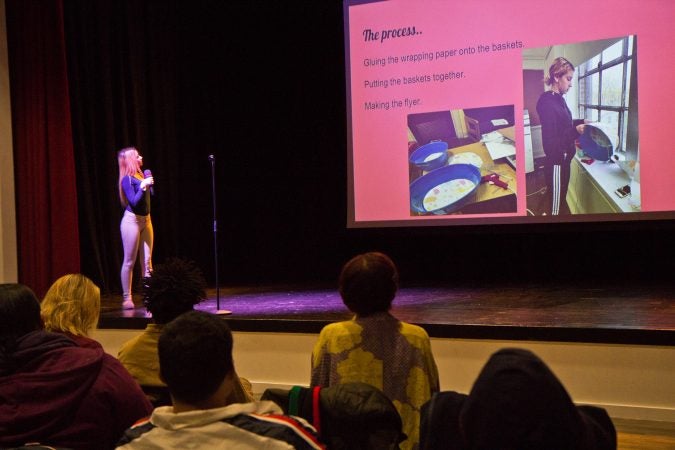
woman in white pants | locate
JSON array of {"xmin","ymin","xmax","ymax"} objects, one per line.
[{"xmin": 118, "ymin": 147, "xmax": 154, "ymax": 309}]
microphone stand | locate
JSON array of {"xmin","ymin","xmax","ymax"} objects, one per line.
[{"xmin": 208, "ymin": 154, "xmax": 231, "ymax": 315}]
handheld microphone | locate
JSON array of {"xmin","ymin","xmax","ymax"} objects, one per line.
[{"xmin": 143, "ymin": 169, "xmax": 154, "ymax": 195}]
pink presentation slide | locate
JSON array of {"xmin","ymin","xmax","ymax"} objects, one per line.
[{"xmin": 345, "ymin": 0, "xmax": 675, "ymax": 226}]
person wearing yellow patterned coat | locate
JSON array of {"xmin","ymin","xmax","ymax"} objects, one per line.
[{"xmin": 311, "ymin": 252, "xmax": 439, "ymax": 450}]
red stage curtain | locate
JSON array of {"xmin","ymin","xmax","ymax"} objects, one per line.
[{"xmin": 6, "ymin": 0, "xmax": 80, "ymax": 296}]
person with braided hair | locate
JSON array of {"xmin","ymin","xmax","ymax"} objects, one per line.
[{"xmin": 118, "ymin": 257, "xmax": 253, "ymax": 406}]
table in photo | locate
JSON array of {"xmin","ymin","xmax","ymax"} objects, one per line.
[{"xmin": 410, "ymin": 130, "xmax": 517, "ymax": 215}]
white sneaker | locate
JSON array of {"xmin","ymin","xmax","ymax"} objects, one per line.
[{"xmin": 122, "ymin": 298, "xmax": 135, "ymax": 310}]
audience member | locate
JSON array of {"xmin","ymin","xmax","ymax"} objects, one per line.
[
  {"xmin": 419, "ymin": 348, "xmax": 616, "ymax": 450},
  {"xmin": 311, "ymin": 252, "xmax": 439, "ymax": 450},
  {"xmin": 117, "ymin": 257, "xmax": 253, "ymax": 405},
  {"xmin": 0, "ymin": 283, "xmax": 152, "ymax": 450},
  {"xmin": 262, "ymin": 382, "xmax": 407, "ymax": 449},
  {"xmin": 116, "ymin": 310, "xmax": 324, "ymax": 449},
  {"xmin": 41, "ymin": 273, "xmax": 101, "ymax": 347}
]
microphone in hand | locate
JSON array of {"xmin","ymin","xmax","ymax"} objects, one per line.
[{"xmin": 142, "ymin": 169, "xmax": 155, "ymax": 195}]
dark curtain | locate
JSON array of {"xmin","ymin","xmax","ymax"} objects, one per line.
[
  {"xmin": 6, "ymin": 0, "xmax": 80, "ymax": 297},
  {"xmin": 62, "ymin": 0, "xmax": 182, "ymax": 295},
  {"xmin": 7, "ymin": 0, "xmax": 348, "ymax": 297},
  {"xmin": 61, "ymin": 0, "xmax": 347, "ymax": 294}
]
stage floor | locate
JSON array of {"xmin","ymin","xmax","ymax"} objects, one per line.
[{"xmin": 99, "ymin": 282, "xmax": 675, "ymax": 346}]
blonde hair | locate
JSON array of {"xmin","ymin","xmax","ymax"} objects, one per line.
[
  {"xmin": 118, "ymin": 147, "xmax": 142, "ymax": 207},
  {"xmin": 41, "ymin": 274, "xmax": 101, "ymax": 336},
  {"xmin": 544, "ymin": 57, "xmax": 574, "ymax": 86}
]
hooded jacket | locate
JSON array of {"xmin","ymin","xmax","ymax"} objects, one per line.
[
  {"xmin": 262, "ymin": 382, "xmax": 406, "ymax": 449},
  {"xmin": 0, "ymin": 330, "xmax": 152, "ymax": 450},
  {"xmin": 420, "ymin": 348, "xmax": 616, "ymax": 450},
  {"xmin": 116, "ymin": 401, "xmax": 324, "ymax": 449}
]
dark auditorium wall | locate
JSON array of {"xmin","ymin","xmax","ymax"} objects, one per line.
[{"xmin": 8, "ymin": 0, "xmax": 675, "ymax": 293}]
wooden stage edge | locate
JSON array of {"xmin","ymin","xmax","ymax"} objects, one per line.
[{"xmin": 99, "ymin": 282, "xmax": 675, "ymax": 346}]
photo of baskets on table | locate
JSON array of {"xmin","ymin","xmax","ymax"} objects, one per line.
[
  {"xmin": 407, "ymin": 107, "xmax": 518, "ymax": 216},
  {"xmin": 409, "ymin": 142, "xmax": 482, "ymax": 214}
]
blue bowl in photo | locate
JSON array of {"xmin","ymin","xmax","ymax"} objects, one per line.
[
  {"xmin": 409, "ymin": 141, "xmax": 450, "ymax": 172},
  {"xmin": 410, "ymin": 163, "xmax": 481, "ymax": 215},
  {"xmin": 578, "ymin": 123, "xmax": 617, "ymax": 162}
]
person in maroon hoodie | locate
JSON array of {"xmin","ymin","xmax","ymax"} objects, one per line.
[{"xmin": 0, "ymin": 283, "xmax": 152, "ymax": 450}]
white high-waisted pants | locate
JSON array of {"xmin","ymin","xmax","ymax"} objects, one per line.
[{"xmin": 120, "ymin": 210, "xmax": 153, "ymax": 300}]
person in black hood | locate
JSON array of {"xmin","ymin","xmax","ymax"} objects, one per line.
[{"xmin": 420, "ymin": 348, "xmax": 616, "ymax": 450}]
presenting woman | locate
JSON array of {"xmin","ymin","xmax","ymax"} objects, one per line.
[
  {"xmin": 118, "ymin": 147, "xmax": 154, "ymax": 309},
  {"xmin": 536, "ymin": 57, "xmax": 586, "ymax": 215}
]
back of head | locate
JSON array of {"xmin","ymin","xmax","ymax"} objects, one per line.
[
  {"xmin": 118, "ymin": 147, "xmax": 140, "ymax": 177},
  {"xmin": 41, "ymin": 274, "xmax": 100, "ymax": 336},
  {"xmin": 339, "ymin": 252, "xmax": 399, "ymax": 316},
  {"xmin": 0, "ymin": 284, "xmax": 42, "ymax": 348},
  {"xmin": 158, "ymin": 311, "xmax": 233, "ymax": 404},
  {"xmin": 460, "ymin": 348, "xmax": 612, "ymax": 450},
  {"xmin": 143, "ymin": 257, "xmax": 207, "ymax": 324},
  {"xmin": 261, "ymin": 382, "xmax": 405, "ymax": 450},
  {"xmin": 117, "ymin": 146, "xmax": 140, "ymax": 206},
  {"xmin": 321, "ymin": 382, "xmax": 406, "ymax": 450}
]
